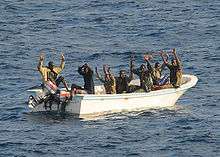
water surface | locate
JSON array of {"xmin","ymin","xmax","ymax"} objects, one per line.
[{"xmin": 0, "ymin": 0, "xmax": 219, "ymax": 156}]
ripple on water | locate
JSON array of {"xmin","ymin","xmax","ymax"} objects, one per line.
[{"xmin": 0, "ymin": 0, "xmax": 219, "ymax": 156}]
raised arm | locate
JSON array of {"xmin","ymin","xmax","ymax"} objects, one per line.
[
  {"xmin": 144, "ymin": 55, "xmax": 153, "ymax": 71},
  {"xmin": 107, "ymin": 67, "xmax": 116, "ymax": 85},
  {"xmin": 37, "ymin": 53, "xmax": 44, "ymax": 72},
  {"xmin": 60, "ymin": 53, "xmax": 65, "ymax": 70},
  {"xmin": 160, "ymin": 51, "xmax": 169, "ymax": 65},
  {"xmin": 53, "ymin": 53, "xmax": 65, "ymax": 74},
  {"xmin": 172, "ymin": 48, "xmax": 181, "ymax": 66}
]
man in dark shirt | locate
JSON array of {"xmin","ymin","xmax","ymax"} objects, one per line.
[
  {"xmin": 161, "ymin": 49, "xmax": 182, "ymax": 88},
  {"xmin": 115, "ymin": 70, "xmax": 132, "ymax": 94},
  {"xmin": 132, "ymin": 63, "xmax": 153, "ymax": 92},
  {"xmin": 115, "ymin": 56, "xmax": 135, "ymax": 94},
  {"xmin": 78, "ymin": 63, "xmax": 95, "ymax": 94}
]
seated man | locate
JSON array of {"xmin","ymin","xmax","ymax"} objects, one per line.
[
  {"xmin": 132, "ymin": 63, "xmax": 153, "ymax": 92},
  {"xmin": 95, "ymin": 65, "xmax": 116, "ymax": 94},
  {"xmin": 78, "ymin": 63, "xmax": 95, "ymax": 94},
  {"xmin": 114, "ymin": 56, "xmax": 136, "ymax": 94},
  {"xmin": 161, "ymin": 48, "xmax": 183, "ymax": 88},
  {"xmin": 144, "ymin": 54, "xmax": 168, "ymax": 86},
  {"xmin": 115, "ymin": 70, "xmax": 132, "ymax": 94},
  {"xmin": 37, "ymin": 53, "xmax": 69, "ymax": 91}
]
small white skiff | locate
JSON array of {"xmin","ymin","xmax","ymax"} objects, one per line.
[{"xmin": 27, "ymin": 74, "xmax": 198, "ymax": 116}]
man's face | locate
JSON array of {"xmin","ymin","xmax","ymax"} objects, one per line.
[
  {"xmin": 84, "ymin": 67, "xmax": 89, "ymax": 73},
  {"xmin": 172, "ymin": 59, "xmax": 177, "ymax": 66},
  {"xmin": 83, "ymin": 64, "xmax": 89, "ymax": 73},
  {"xmin": 140, "ymin": 65, "xmax": 146, "ymax": 72},
  {"xmin": 155, "ymin": 63, "xmax": 160, "ymax": 69},
  {"xmin": 105, "ymin": 74, "xmax": 111, "ymax": 80},
  {"xmin": 48, "ymin": 62, "xmax": 54, "ymax": 70},
  {"xmin": 120, "ymin": 71, "xmax": 126, "ymax": 78}
]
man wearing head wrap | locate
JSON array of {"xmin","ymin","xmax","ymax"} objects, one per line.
[
  {"xmin": 78, "ymin": 63, "xmax": 95, "ymax": 94},
  {"xmin": 161, "ymin": 48, "xmax": 183, "ymax": 88},
  {"xmin": 37, "ymin": 53, "xmax": 69, "ymax": 91}
]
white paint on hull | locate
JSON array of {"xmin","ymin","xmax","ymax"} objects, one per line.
[{"xmin": 28, "ymin": 74, "xmax": 198, "ymax": 116}]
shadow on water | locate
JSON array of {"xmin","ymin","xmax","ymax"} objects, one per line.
[{"xmin": 23, "ymin": 111, "xmax": 83, "ymax": 124}]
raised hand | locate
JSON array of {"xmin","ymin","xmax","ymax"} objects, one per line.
[
  {"xmin": 144, "ymin": 54, "xmax": 152, "ymax": 61},
  {"xmin": 61, "ymin": 53, "xmax": 65, "ymax": 61},
  {"xmin": 172, "ymin": 48, "xmax": 176, "ymax": 54},
  {"xmin": 160, "ymin": 50, "xmax": 164, "ymax": 56},
  {"xmin": 39, "ymin": 53, "xmax": 44, "ymax": 61},
  {"xmin": 107, "ymin": 67, "xmax": 111, "ymax": 74}
]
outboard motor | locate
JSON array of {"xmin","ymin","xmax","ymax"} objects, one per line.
[
  {"xmin": 28, "ymin": 81, "xmax": 72, "ymax": 111},
  {"xmin": 28, "ymin": 81, "xmax": 58, "ymax": 109},
  {"xmin": 28, "ymin": 94, "xmax": 46, "ymax": 109},
  {"xmin": 44, "ymin": 80, "xmax": 58, "ymax": 94}
]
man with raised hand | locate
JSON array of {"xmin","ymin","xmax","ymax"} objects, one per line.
[
  {"xmin": 38, "ymin": 52, "xmax": 69, "ymax": 91},
  {"xmin": 78, "ymin": 63, "xmax": 95, "ymax": 94},
  {"xmin": 161, "ymin": 48, "xmax": 183, "ymax": 88},
  {"xmin": 95, "ymin": 65, "xmax": 116, "ymax": 94},
  {"xmin": 144, "ymin": 54, "xmax": 167, "ymax": 86}
]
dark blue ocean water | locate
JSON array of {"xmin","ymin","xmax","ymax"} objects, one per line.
[{"xmin": 0, "ymin": 0, "xmax": 219, "ymax": 156}]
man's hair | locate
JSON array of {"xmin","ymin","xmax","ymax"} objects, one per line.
[
  {"xmin": 48, "ymin": 61, "xmax": 54, "ymax": 68},
  {"xmin": 119, "ymin": 70, "xmax": 126, "ymax": 74},
  {"xmin": 171, "ymin": 58, "xmax": 176, "ymax": 64},
  {"xmin": 155, "ymin": 62, "xmax": 160, "ymax": 68}
]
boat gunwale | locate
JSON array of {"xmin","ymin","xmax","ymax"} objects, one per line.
[{"xmin": 74, "ymin": 74, "xmax": 198, "ymax": 100}]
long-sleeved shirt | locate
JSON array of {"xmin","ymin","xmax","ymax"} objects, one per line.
[
  {"xmin": 37, "ymin": 59, "xmax": 65, "ymax": 83},
  {"xmin": 146, "ymin": 61, "xmax": 165, "ymax": 85},
  {"xmin": 166, "ymin": 63, "xmax": 182, "ymax": 87},
  {"xmin": 97, "ymin": 74, "xmax": 116, "ymax": 94},
  {"xmin": 132, "ymin": 67, "xmax": 153, "ymax": 91},
  {"xmin": 78, "ymin": 66, "xmax": 95, "ymax": 94},
  {"xmin": 115, "ymin": 76, "xmax": 132, "ymax": 94}
]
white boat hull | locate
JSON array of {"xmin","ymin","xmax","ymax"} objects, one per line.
[{"xmin": 28, "ymin": 74, "xmax": 198, "ymax": 116}]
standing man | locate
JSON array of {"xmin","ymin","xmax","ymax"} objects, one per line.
[
  {"xmin": 78, "ymin": 63, "xmax": 95, "ymax": 94},
  {"xmin": 95, "ymin": 65, "xmax": 116, "ymax": 94},
  {"xmin": 161, "ymin": 48, "xmax": 183, "ymax": 88},
  {"xmin": 37, "ymin": 53, "xmax": 69, "ymax": 91}
]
